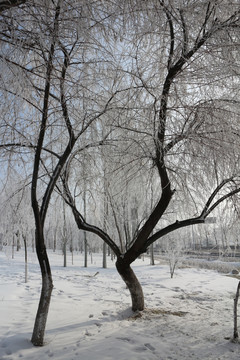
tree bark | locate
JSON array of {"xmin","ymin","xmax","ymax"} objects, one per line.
[
  {"xmin": 116, "ymin": 258, "xmax": 144, "ymax": 311},
  {"xmin": 102, "ymin": 241, "xmax": 107, "ymax": 269},
  {"xmin": 23, "ymin": 234, "xmax": 28, "ymax": 283},
  {"xmin": 150, "ymin": 244, "xmax": 155, "ymax": 265},
  {"xmin": 63, "ymin": 242, "xmax": 67, "ymax": 267},
  {"xmin": 233, "ymin": 281, "xmax": 240, "ymax": 340},
  {"xmin": 84, "ymin": 232, "xmax": 87, "ymax": 268},
  {"xmin": 31, "ymin": 243, "xmax": 53, "ymax": 346}
]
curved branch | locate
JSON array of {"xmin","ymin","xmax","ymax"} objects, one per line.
[
  {"xmin": 40, "ymin": 135, "xmax": 76, "ymax": 225},
  {"xmin": 203, "ymin": 187, "xmax": 240, "ymax": 218},
  {"xmin": 145, "ymin": 179, "xmax": 240, "ymax": 248},
  {"xmin": 199, "ymin": 177, "xmax": 235, "ymax": 218},
  {"xmin": 61, "ymin": 167, "xmax": 121, "ymax": 257},
  {"xmin": 146, "ymin": 215, "xmax": 205, "ymax": 249}
]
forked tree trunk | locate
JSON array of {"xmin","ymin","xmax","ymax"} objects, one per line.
[
  {"xmin": 116, "ymin": 258, "xmax": 144, "ymax": 311},
  {"xmin": 31, "ymin": 244, "xmax": 53, "ymax": 346}
]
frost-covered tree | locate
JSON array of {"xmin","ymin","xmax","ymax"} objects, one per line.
[
  {"xmin": 1, "ymin": 0, "xmax": 240, "ymax": 345},
  {"xmin": 63, "ymin": 0, "xmax": 240, "ymax": 312},
  {"xmin": 0, "ymin": 0, "xmax": 121, "ymax": 345}
]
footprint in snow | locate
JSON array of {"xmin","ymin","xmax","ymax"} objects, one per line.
[
  {"xmin": 94, "ymin": 322, "xmax": 102, "ymax": 327},
  {"xmin": 134, "ymin": 343, "xmax": 156, "ymax": 353},
  {"xmin": 144, "ymin": 343, "xmax": 156, "ymax": 351},
  {"xmin": 116, "ymin": 337, "xmax": 136, "ymax": 344},
  {"xmin": 5, "ymin": 348, "xmax": 12, "ymax": 355}
]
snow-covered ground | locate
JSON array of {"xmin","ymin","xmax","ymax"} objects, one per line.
[{"xmin": 1, "ymin": 248, "xmax": 240, "ymax": 360}]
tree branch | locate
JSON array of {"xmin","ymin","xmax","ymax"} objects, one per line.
[
  {"xmin": 159, "ymin": 1, "xmax": 175, "ymax": 70},
  {"xmin": 59, "ymin": 44, "xmax": 75, "ymax": 141},
  {"xmin": 31, "ymin": 2, "xmax": 61, "ymax": 226},
  {"xmin": 179, "ymin": 8, "xmax": 188, "ymax": 57},
  {"xmin": 145, "ymin": 178, "xmax": 240, "ymax": 248},
  {"xmin": 0, "ymin": 143, "xmax": 61, "ymax": 158},
  {"xmin": 0, "ymin": 0, "xmax": 26, "ymax": 12},
  {"xmin": 61, "ymin": 167, "xmax": 121, "ymax": 257},
  {"xmin": 199, "ymin": 178, "xmax": 235, "ymax": 218}
]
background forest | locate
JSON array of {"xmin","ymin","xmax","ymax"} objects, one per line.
[{"xmin": 1, "ymin": 0, "xmax": 240, "ymax": 347}]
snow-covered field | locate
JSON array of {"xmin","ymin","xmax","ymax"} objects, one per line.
[{"xmin": 1, "ymin": 248, "xmax": 240, "ymax": 360}]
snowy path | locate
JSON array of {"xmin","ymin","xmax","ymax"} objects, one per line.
[{"xmin": 0, "ymin": 249, "xmax": 240, "ymax": 360}]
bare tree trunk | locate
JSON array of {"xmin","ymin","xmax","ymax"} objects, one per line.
[
  {"xmin": 16, "ymin": 230, "xmax": 21, "ymax": 251},
  {"xmin": 53, "ymin": 227, "xmax": 57, "ymax": 252},
  {"xmin": 31, "ymin": 277, "xmax": 53, "ymax": 345},
  {"xmin": 31, "ymin": 237, "xmax": 53, "ymax": 346},
  {"xmin": 83, "ymin": 175, "xmax": 88, "ymax": 267},
  {"xmin": 103, "ymin": 188, "xmax": 108, "ymax": 269},
  {"xmin": 233, "ymin": 281, "xmax": 240, "ymax": 340},
  {"xmin": 23, "ymin": 234, "xmax": 28, "ymax": 283},
  {"xmin": 84, "ymin": 232, "xmax": 87, "ymax": 267},
  {"xmin": 63, "ymin": 242, "xmax": 67, "ymax": 267},
  {"xmin": 62, "ymin": 201, "xmax": 67, "ymax": 267},
  {"xmin": 103, "ymin": 241, "xmax": 107, "ymax": 269},
  {"xmin": 116, "ymin": 258, "xmax": 144, "ymax": 311},
  {"xmin": 12, "ymin": 234, "xmax": 14, "ymax": 259},
  {"xmin": 150, "ymin": 244, "xmax": 155, "ymax": 265},
  {"xmin": 70, "ymin": 234, "xmax": 74, "ymax": 265}
]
